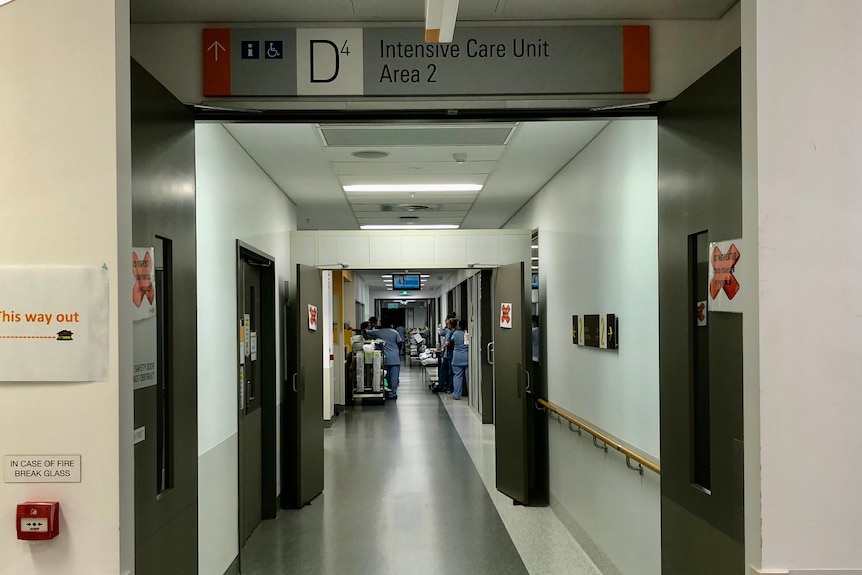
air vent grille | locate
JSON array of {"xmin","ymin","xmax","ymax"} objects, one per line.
[{"xmin": 380, "ymin": 204, "xmax": 438, "ymax": 212}]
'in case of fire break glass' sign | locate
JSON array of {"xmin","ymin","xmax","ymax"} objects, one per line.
[{"xmin": 573, "ymin": 314, "xmax": 618, "ymax": 350}]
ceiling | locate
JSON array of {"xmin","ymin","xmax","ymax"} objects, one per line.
[
  {"xmin": 223, "ymin": 120, "xmax": 608, "ymax": 229},
  {"xmin": 132, "ymin": 0, "xmax": 738, "ymax": 23}
]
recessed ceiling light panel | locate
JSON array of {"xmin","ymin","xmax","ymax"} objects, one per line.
[
  {"xmin": 345, "ymin": 184, "xmax": 482, "ymax": 193},
  {"xmin": 360, "ymin": 224, "xmax": 460, "ymax": 230}
]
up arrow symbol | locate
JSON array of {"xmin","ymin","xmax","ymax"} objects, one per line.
[{"xmin": 207, "ymin": 40, "xmax": 226, "ymax": 62}]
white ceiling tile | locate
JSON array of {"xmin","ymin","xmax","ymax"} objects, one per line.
[{"xmin": 325, "ymin": 146, "xmax": 505, "ymax": 163}]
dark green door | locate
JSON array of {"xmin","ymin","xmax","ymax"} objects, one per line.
[
  {"xmin": 284, "ymin": 264, "xmax": 324, "ymax": 508},
  {"xmin": 132, "ymin": 60, "xmax": 198, "ymax": 575},
  {"xmin": 658, "ymin": 49, "xmax": 745, "ymax": 574},
  {"xmin": 239, "ymin": 259, "xmax": 262, "ymax": 543},
  {"xmin": 493, "ymin": 262, "xmax": 530, "ymax": 504}
]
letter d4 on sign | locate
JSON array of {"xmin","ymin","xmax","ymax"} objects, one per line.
[{"xmin": 296, "ymin": 28, "xmax": 364, "ymax": 96}]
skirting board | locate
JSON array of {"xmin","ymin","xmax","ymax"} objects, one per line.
[
  {"xmin": 752, "ymin": 568, "xmax": 862, "ymax": 575},
  {"xmin": 223, "ymin": 554, "xmax": 240, "ymax": 575},
  {"xmin": 550, "ymin": 493, "xmax": 622, "ymax": 575}
]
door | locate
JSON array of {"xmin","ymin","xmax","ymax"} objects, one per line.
[
  {"xmin": 493, "ymin": 262, "xmax": 531, "ymax": 504},
  {"xmin": 239, "ymin": 259, "xmax": 262, "ymax": 543},
  {"xmin": 658, "ymin": 50, "xmax": 744, "ymax": 573},
  {"xmin": 284, "ymin": 264, "xmax": 324, "ymax": 508},
  {"xmin": 132, "ymin": 60, "xmax": 198, "ymax": 575}
]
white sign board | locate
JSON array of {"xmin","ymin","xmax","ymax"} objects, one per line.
[
  {"xmin": 4, "ymin": 455, "xmax": 82, "ymax": 483},
  {"xmin": 708, "ymin": 239, "xmax": 744, "ymax": 313},
  {"xmin": 0, "ymin": 267, "xmax": 109, "ymax": 381},
  {"xmin": 500, "ymin": 302, "xmax": 513, "ymax": 329}
]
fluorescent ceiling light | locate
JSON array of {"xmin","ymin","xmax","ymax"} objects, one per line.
[
  {"xmin": 531, "ymin": 245, "xmax": 539, "ymax": 249},
  {"xmin": 360, "ymin": 224, "xmax": 460, "ymax": 230},
  {"xmin": 421, "ymin": 275, "xmax": 430, "ymax": 278},
  {"xmin": 531, "ymin": 257, "xmax": 539, "ymax": 261},
  {"xmin": 381, "ymin": 274, "xmax": 392, "ymax": 278},
  {"xmin": 344, "ymin": 184, "xmax": 481, "ymax": 193}
]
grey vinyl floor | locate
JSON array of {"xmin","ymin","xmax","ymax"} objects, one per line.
[{"xmin": 239, "ymin": 364, "xmax": 528, "ymax": 575}]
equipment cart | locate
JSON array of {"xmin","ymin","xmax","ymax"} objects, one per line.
[{"xmin": 350, "ymin": 335, "xmax": 387, "ymax": 403}]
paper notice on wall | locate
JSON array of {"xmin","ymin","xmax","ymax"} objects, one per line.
[
  {"xmin": 131, "ymin": 248, "xmax": 156, "ymax": 321},
  {"xmin": 0, "ymin": 266, "xmax": 109, "ymax": 381},
  {"xmin": 708, "ymin": 239, "xmax": 745, "ymax": 313}
]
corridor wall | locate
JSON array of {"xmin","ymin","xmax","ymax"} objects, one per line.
[
  {"xmin": 506, "ymin": 119, "xmax": 660, "ymax": 575},
  {"xmin": 195, "ymin": 124, "xmax": 297, "ymax": 575},
  {"xmin": 0, "ymin": 1, "xmax": 131, "ymax": 573}
]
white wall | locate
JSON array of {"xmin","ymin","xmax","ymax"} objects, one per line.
[
  {"xmin": 506, "ymin": 119, "xmax": 660, "ymax": 575},
  {"xmin": 744, "ymin": 1, "xmax": 862, "ymax": 571},
  {"xmin": 195, "ymin": 123, "xmax": 297, "ymax": 575},
  {"xmin": 291, "ymin": 230, "xmax": 530, "ymax": 270},
  {"xmin": 130, "ymin": 13, "xmax": 740, "ymax": 110},
  {"xmin": 0, "ymin": 1, "xmax": 130, "ymax": 574}
]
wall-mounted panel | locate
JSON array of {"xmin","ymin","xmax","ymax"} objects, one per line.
[
  {"xmin": 467, "ymin": 234, "xmax": 500, "ymax": 265},
  {"xmin": 337, "ymin": 236, "xmax": 371, "ymax": 265},
  {"xmin": 318, "ymin": 236, "xmax": 338, "ymax": 266},
  {"xmin": 402, "ymin": 235, "xmax": 436, "ymax": 266},
  {"xmin": 290, "ymin": 230, "xmax": 529, "ymax": 270},
  {"xmin": 434, "ymin": 235, "xmax": 468, "ymax": 265},
  {"xmin": 292, "ymin": 235, "xmax": 317, "ymax": 266},
  {"xmin": 369, "ymin": 236, "xmax": 405, "ymax": 266}
]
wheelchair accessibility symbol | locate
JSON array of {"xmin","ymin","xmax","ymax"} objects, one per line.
[{"xmin": 265, "ymin": 41, "xmax": 283, "ymax": 60}]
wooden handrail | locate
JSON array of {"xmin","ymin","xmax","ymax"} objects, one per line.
[{"xmin": 537, "ymin": 398, "xmax": 661, "ymax": 475}]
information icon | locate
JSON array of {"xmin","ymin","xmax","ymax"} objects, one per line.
[{"xmin": 241, "ymin": 41, "xmax": 260, "ymax": 59}]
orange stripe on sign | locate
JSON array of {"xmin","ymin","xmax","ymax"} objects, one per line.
[
  {"xmin": 203, "ymin": 28, "xmax": 231, "ymax": 97},
  {"xmin": 622, "ymin": 26, "xmax": 650, "ymax": 94},
  {"xmin": 425, "ymin": 29, "xmax": 441, "ymax": 43}
]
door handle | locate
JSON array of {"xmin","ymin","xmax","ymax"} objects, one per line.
[
  {"xmin": 517, "ymin": 361, "xmax": 522, "ymax": 399},
  {"xmin": 487, "ymin": 342, "xmax": 494, "ymax": 365},
  {"xmin": 292, "ymin": 373, "xmax": 298, "ymax": 393},
  {"xmin": 525, "ymin": 370, "xmax": 531, "ymax": 394},
  {"xmin": 247, "ymin": 380, "xmax": 255, "ymax": 404}
]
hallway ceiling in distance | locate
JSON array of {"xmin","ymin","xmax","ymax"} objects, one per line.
[
  {"xmin": 132, "ymin": 0, "xmax": 738, "ymax": 23},
  {"xmin": 223, "ymin": 120, "xmax": 609, "ymax": 230}
]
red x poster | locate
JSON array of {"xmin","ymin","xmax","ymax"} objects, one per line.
[
  {"xmin": 131, "ymin": 247, "xmax": 156, "ymax": 321},
  {"xmin": 308, "ymin": 304, "xmax": 318, "ymax": 331},
  {"xmin": 500, "ymin": 302, "xmax": 513, "ymax": 329},
  {"xmin": 708, "ymin": 239, "xmax": 744, "ymax": 313}
]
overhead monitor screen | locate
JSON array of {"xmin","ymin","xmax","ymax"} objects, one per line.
[{"xmin": 393, "ymin": 274, "xmax": 420, "ymax": 290}]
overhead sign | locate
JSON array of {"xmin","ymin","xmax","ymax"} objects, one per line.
[
  {"xmin": 0, "ymin": 267, "xmax": 109, "ymax": 382},
  {"xmin": 708, "ymin": 240, "xmax": 744, "ymax": 313},
  {"xmin": 203, "ymin": 26, "xmax": 650, "ymax": 97}
]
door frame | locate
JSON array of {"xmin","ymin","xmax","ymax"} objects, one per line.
[{"xmin": 235, "ymin": 241, "xmax": 278, "ymax": 560}]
